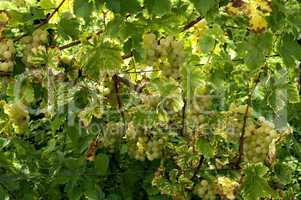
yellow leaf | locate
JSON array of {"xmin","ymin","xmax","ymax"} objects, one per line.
[{"xmin": 49, "ymin": 0, "xmax": 74, "ymax": 24}]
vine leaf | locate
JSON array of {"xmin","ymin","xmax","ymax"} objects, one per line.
[
  {"xmin": 73, "ymin": 0, "xmax": 93, "ymax": 21},
  {"xmin": 83, "ymin": 42, "xmax": 122, "ymax": 80},
  {"xmin": 241, "ymin": 164, "xmax": 278, "ymax": 200},
  {"xmin": 287, "ymin": 82, "xmax": 300, "ymax": 103},
  {"xmin": 279, "ymin": 33, "xmax": 301, "ymax": 67},
  {"xmin": 196, "ymin": 138, "xmax": 215, "ymax": 158},
  {"xmin": 198, "ymin": 33, "xmax": 215, "ymax": 53},
  {"xmin": 39, "ymin": 0, "xmax": 55, "ymax": 9},
  {"xmin": 58, "ymin": 12, "xmax": 80, "ymax": 39},
  {"xmin": 94, "ymin": 153, "xmax": 110, "ymax": 176},
  {"xmin": 241, "ymin": 32, "xmax": 272, "ymax": 70},
  {"xmin": 105, "ymin": 0, "xmax": 140, "ymax": 14},
  {"xmin": 190, "ymin": 0, "xmax": 217, "ymax": 16},
  {"xmin": 144, "ymin": 0, "xmax": 171, "ymax": 16}
]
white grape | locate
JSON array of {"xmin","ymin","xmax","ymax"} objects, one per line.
[{"xmin": 3, "ymin": 51, "xmax": 12, "ymax": 60}]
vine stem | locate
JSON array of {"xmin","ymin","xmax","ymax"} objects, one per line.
[
  {"xmin": 112, "ymin": 74, "xmax": 126, "ymax": 132},
  {"xmin": 36, "ymin": 0, "xmax": 67, "ymax": 29},
  {"xmin": 180, "ymin": 98, "xmax": 187, "ymax": 136},
  {"xmin": 236, "ymin": 72, "xmax": 262, "ymax": 167},
  {"xmin": 0, "ymin": 71, "xmax": 12, "ymax": 76},
  {"xmin": 14, "ymin": 0, "xmax": 66, "ymax": 42},
  {"xmin": 182, "ymin": 16, "xmax": 203, "ymax": 32}
]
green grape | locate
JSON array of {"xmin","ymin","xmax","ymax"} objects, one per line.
[
  {"xmin": 126, "ymin": 123, "xmax": 164, "ymax": 161},
  {"xmin": 0, "ymin": 39, "xmax": 15, "ymax": 72},
  {"xmin": 169, "ymin": 40, "xmax": 185, "ymax": 67},
  {"xmin": 145, "ymin": 139, "xmax": 163, "ymax": 161},
  {"xmin": 32, "ymin": 29, "xmax": 48, "ymax": 44},
  {"xmin": 143, "ymin": 33, "xmax": 156, "ymax": 45},
  {"xmin": 141, "ymin": 93, "xmax": 160, "ymax": 107},
  {"xmin": 20, "ymin": 36, "xmax": 33, "ymax": 44},
  {"xmin": 243, "ymin": 117, "xmax": 277, "ymax": 163},
  {"xmin": 0, "ymin": 12, "xmax": 9, "ymax": 25},
  {"xmin": 142, "ymin": 33, "xmax": 185, "ymax": 75},
  {"xmin": 0, "ymin": 61, "xmax": 13, "ymax": 72},
  {"xmin": 217, "ymin": 177, "xmax": 239, "ymax": 200},
  {"xmin": 3, "ymin": 51, "xmax": 12, "ymax": 60},
  {"xmin": 194, "ymin": 180, "xmax": 217, "ymax": 200},
  {"xmin": 22, "ymin": 29, "xmax": 48, "ymax": 67},
  {"xmin": 143, "ymin": 33, "xmax": 158, "ymax": 65},
  {"xmin": 158, "ymin": 37, "xmax": 172, "ymax": 56},
  {"xmin": 61, "ymin": 55, "xmax": 73, "ymax": 65}
]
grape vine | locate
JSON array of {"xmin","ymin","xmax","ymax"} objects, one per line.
[{"xmin": 0, "ymin": 0, "xmax": 300, "ymax": 199}]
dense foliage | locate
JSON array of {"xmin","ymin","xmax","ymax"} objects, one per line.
[{"xmin": 0, "ymin": 0, "xmax": 301, "ymax": 199}]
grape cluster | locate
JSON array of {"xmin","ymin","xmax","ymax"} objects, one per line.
[
  {"xmin": 131, "ymin": 136, "xmax": 163, "ymax": 161},
  {"xmin": 22, "ymin": 29, "xmax": 48, "ymax": 67},
  {"xmin": 0, "ymin": 12, "xmax": 9, "ymax": 26},
  {"xmin": 222, "ymin": 104, "xmax": 254, "ymax": 141},
  {"xmin": 158, "ymin": 36, "xmax": 185, "ymax": 67},
  {"xmin": 126, "ymin": 122, "xmax": 164, "ymax": 161},
  {"xmin": 3, "ymin": 102, "xmax": 29, "ymax": 133},
  {"xmin": 142, "ymin": 33, "xmax": 185, "ymax": 77},
  {"xmin": 140, "ymin": 93, "xmax": 161, "ymax": 108},
  {"xmin": 217, "ymin": 177, "xmax": 239, "ymax": 200},
  {"xmin": 143, "ymin": 33, "xmax": 158, "ymax": 65},
  {"xmin": 0, "ymin": 12, "xmax": 9, "ymax": 37},
  {"xmin": 194, "ymin": 180, "xmax": 217, "ymax": 200},
  {"xmin": 243, "ymin": 117, "xmax": 277, "ymax": 163},
  {"xmin": 100, "ymin": 122, "xmax": 125, "ymax": 153},
  {"xmin": 0, "ymin": 40, "xmax": 15, "ymax": 72},
  {"xmin": 222, "ymin": 104, "xmax": 284, "ymax": 163}
]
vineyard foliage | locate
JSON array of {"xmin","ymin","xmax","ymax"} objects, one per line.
[{"xmin": 1, "ymin": 0, "xmax": 301, "ymax": 199}]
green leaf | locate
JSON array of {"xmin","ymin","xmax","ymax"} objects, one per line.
[
  {"xmin": 196, "ymin": 138, "xmax": 215, "ymax": 158},
  {"xmin": 241, "ymin": 32, "xmax": 273, "ymax": 70},
  {"xmin": 22, "ymin": 85, "xmax": 35, "ymax": 104},
  {"xmin": 144, "ymin": 0, "xmax": 171, "ymax": 16},
  {"xmin": 120, "ymin": 0, "xmax": 140, "ymax": 14},
  {"xmin": 58, "ymin": 12, "xmax": 80, "ymax": 39},
  {"xmin": 274, "ymin": 162, "xmax": 292, "ymax": 184},
  {"xmin": 83, "ymin": 42, "xmax": 122, "ymax": 80},
  {"xmin": 39, "ymin": 0, "xmax": 55, "ymax": 9},
  {"xmin": 0, "ymin": 137, "xmax": 10, "ymax": 149},
  {"xmin": 107, "ymin": 194, "xmax": 122, "ymax": 200},
  {"xmin": 106, "ymin": 0, "xmax": 141, "ymax": 14},
  {"xmin": 51, "ymin": 114, "xmax": 65, "ymax": 133},
  {"xmin": 74, "ymin": 89, "xmax": 90, "ymax": 109},
  {"xmin": 105, "ymin": 0, "xmax": 120, "ymax": 12},
  {"xmin": 182, "ymin": 59, "xmax": 203, "ymax": 100},
  {"xmin": 73, "ymin": 0, "xmax": 93, "ymax": 21},
  {"xmin": 0, "ymin": 186, "xmax": 9, "ymax": 200},
  {"xmin": 106, "ymin": 16, "xmax": 123, "ymax": 38},
  {"xmin": 190, "ymin": 0, "xmax": 217, "ymax": 16},
  {"xmin": 287, "ymin": 82, "xmax": 300, "ymax": 103},
  {"xmin": 198, "ymin": 33, "xmax": 215, "ymax": 53},
  {"xmin": 95, "ymin": 0, "xmax": 105, "ymax": 10},
  {"xmin": 291, "ymin": 135, "xmax": 301, "ymax": 160},
  {"xmin": 83, "ymin": 179, "xmax": 105, "ymax": 200},
  {"xmin": 279, "ymin": 33, "xmax": 301, "ymax": 67},
  {"xmin": 13, "ymin": 57, "xmax": 26, "ymax": 76},
  {"xmin": 94, "ymin": 153, "xmax": 110, "ymax": 176},
  {"xmin": 67, "ymin": 185, "xmax": 82, "ymax": 200},
  {"xmin": 241, "ymin": 164, "xmax": 277, "ymax": 200}
]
